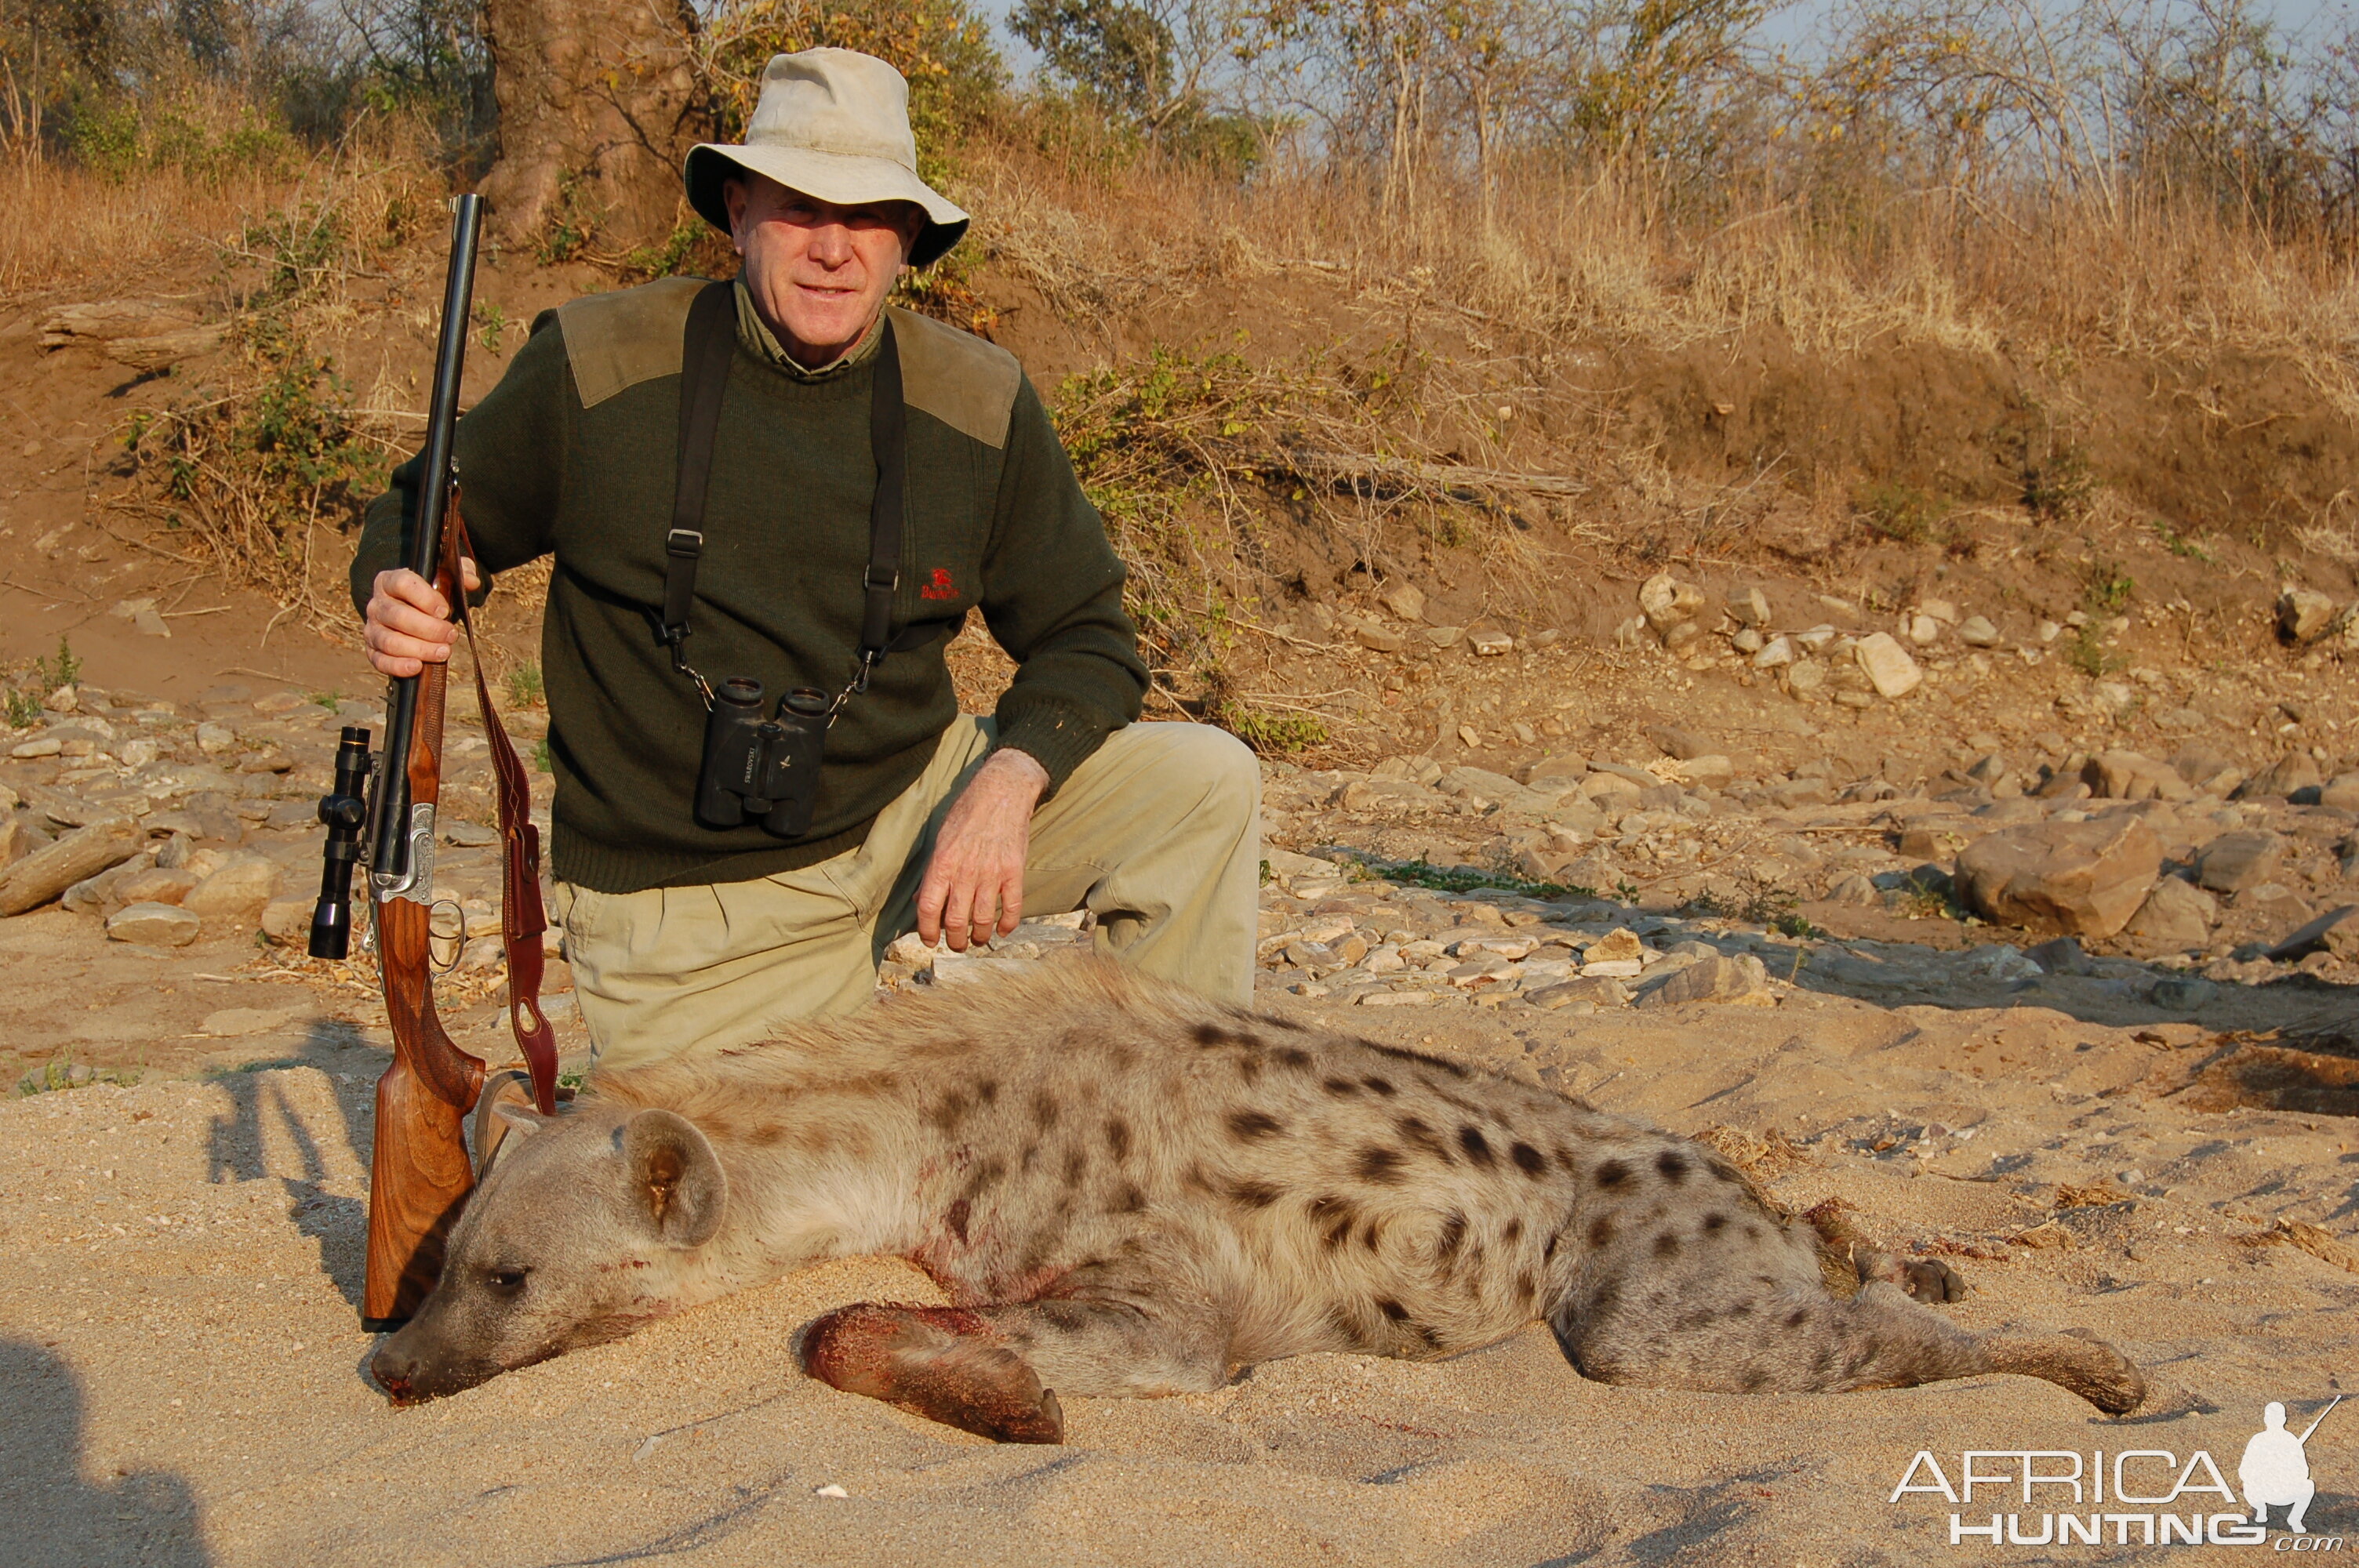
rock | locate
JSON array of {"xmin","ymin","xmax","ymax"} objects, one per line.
[
  {"xmin": 110, "ymin": 865, "xmax": 198, "ymax": 910},
  {"xmin": 1526, "ymin": 975, "xmax": 1630, "ymax": 1010},
  {"xmin": 1645, "ymin": 726, "xmax": 1713, "ymax": 761},
  {"xmin": 1728, "ymin": 586, "xmax": 1772, "ymax": 626},
  {"xmin": 1523, "ymin": 754, "xmax": 1588, "ymax": 787},
  {"xmin": 1561, "ymin": 853, "xmax": 1620, "ymax": 891},
  {"xmin": 440, "ymin": 820, "xmax": 499, "ymax": 848},
  {"xmin": 1468, "ymin": 630, "xmax": 1514, "ymax": 657},
  {"xmin": 1904, "ymin": 614, "xmax": 1939, "ymax": 645},
  {"xmin": 2243, "ymin": 882, "xmax": 2314, "ymax": 931},
  {"xmin": 1638, "ymin": 573, "xmax": 1707, "ymax": 640},
  {"xmin": 1579, "ymin": 771, "xmax": 1644, "ymax": 806},
  {"xmin": 1919, "ymin": 598, "xmax": 1960, "ymax": 625},
  {"xmin": 2122, "ymin": 876, "xmax": 2216, "ymax": 955},
  {"xmin": 1852, "ymin": 633, "xmax": 1923, "ymax": 699},
  {"xmin": 194, "ymin": 722, "xmax": 238, "ymax": 754},
  {"xmin": 260, "ymin": 897, "xmax": 312, "ymax": 945},
  {"xmin": 1353, "ymin": 622, "xmax": 1405, "ymax": 653},
  {"xmin": 1640, "ymin": 953, "xmax": 1772, "ymax": 1007},
  {"xmin": 1954, "ymin": 816, "xmax": 2163, "ymax": 938},
  {"xmin": 1585, "ymin": 928, "xmax": 1644, "ymax": 964},
  {"xmin": 1424, "ymin": 625, "xmax": 1464, "ymax": 648},
  {"xmin": 2266, "ymin": 904, "xmax": 2359, "ymax": 961},
  {"xmin": 182, "ymin": 851, "xmax": 280, "ymax": 925},
  {"xmin": 2194, "ymin": 831, "xmax": 2284, "ymax": 895},
  {"xmin": 1826, "ymin": 873, "xmax": 1878, "ymax": 905},
  {"xmin": 105, "ymin": 902, "xmax": 202, "ymax": 946},
  {"xmin": 0, "ymin": 818, "xmax": 26, "ymax": 871},
  {"xmin": 10, "ymin": 736, "xmax": 61, "ymax": 759},
  {"xmin": 2026, "ymin": 935, "xmax": 2090, "ymax": 974},
  {"xmin": 1378, "ymin": 584, "xmax": 1426, "ymax": 622},
  {"xmin": 1336, "ymin": 778, "xmax": 1438, "ymax": 813},
  {"xmin": 2321, "ymin": 773, "xmax": 2359, "ymax": 812},
  {"xmin": 1731, "ymin": 626, "xmax": 1765, "ymax": 654},
  {"xmin": 1752, "ymin": 636, "xmax": 1795, "ymax": 670},
  {"xmin": 2148, "ymin": 976, "xmax": 2218, "ymax": 1012},
  {"xmin": 2086, "ymin": 750, "xmax": 2192, "ymax": 801},
  {"xmin": 1769, "ymin": 775, "xmax": 1832, "ymax": 811},
  {"xmin": 1677, "ymin": 754, "xmax": 1735, "ymax": 790},
  {"xmin": 2171, "ymin": 745, "xmax": 2244, "ymax": 798},
  {"xmin": 2278, "ymin": 585, "xmax": 2338, "ymax": 643},
  {"xmin": 2237, "ymin": 751, "xmax": 2322, "ymax": 800},
  {"xmin": 61, "ymin": 856, "xmax": 147, "ymax": 916},
  {"xmin": 1545, "ymin": 793, "xmax": 1607, "ymax": 835},
  {"xmin": 1955, "ymin": 615, "xmax": 2001, "ymax": 648},
  {"xmin": 44, "ymin": 684, "xmax": 77, "ymax": 714},
  {"xmin": 0, "ymin": 817, "xmax": 145, "ymax": 916},
  {"xmin": 1784, "ymin": 660, "xmax": 1824, "ymax": 698}
]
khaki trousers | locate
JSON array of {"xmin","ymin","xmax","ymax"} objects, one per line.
[{"xmin": 549, "ymin": 718, "xmax": 1261, "ymax": 1070}]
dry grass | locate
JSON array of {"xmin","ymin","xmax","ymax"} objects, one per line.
[
  {"xmin": 0, "ymin": 161, "xmax": 293, "ymax": 299},
  {"xmin": 959, "ymin": 143, "xmax": 2359, "ymax": 410}
]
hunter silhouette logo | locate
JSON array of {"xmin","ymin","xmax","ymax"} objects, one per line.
[
  {"xmin": 2242, "ymin": 1397, "xmax": 2338, "ymax": 1534},
  {"xmin": 1885, "ymin": 1397, "xmax": 2341, "ymax": 1547},
  {"xmin": 919, "ymin": 568, "xmax": 958, "ymax": 601}
]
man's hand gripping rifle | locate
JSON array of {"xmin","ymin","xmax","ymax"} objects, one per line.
[{"xmin": 308, "ymin": 193, "xmax": 560, "ymax": 1332}]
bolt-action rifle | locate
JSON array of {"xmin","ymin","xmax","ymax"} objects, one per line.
[{"xmin": 307, "ymin": 193, "xmax": 559, "ymax": 1330}]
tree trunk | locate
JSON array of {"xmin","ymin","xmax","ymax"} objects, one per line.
[{"xmin": 476, "ymin": 0, "xmax": 709, "ymax": 249}]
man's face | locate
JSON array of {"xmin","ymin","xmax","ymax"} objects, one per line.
[{"xmin": 725, "ymin": 173, "xmax": 922, "ymax": 367}]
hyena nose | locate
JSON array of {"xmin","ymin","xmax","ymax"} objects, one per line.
[{"xmin": 370, "ymin": 1349, "xmax": 417, "ymax": 1406}]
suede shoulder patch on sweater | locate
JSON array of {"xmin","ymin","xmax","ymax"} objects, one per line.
[
  {"xmin": 558, "ymin": 276, "xmax": 708, "ymax": 409},
  {"xmin": 889, "ymin": 307, "xmax": 1022, "ymax": 449}
]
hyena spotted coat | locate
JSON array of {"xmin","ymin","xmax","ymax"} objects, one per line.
[{"xmin": 372, "ymin": 964, "xmax": 2145, "ymax": 1439}]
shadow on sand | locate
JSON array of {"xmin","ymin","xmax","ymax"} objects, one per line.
[
  {"xmin": 0, "ymin": 1338, "xmax": 209, "ymax": 1566},
  {"xmin": 202, "ymin": 1018, "xmax": 377, "ymax": 1308}
]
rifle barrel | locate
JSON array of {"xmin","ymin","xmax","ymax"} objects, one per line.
[{"xmin": 371, "ymin": 193, "xmax": 485, "ymax": 880}]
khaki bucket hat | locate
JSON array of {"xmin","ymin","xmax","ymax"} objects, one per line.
[{"xmin": 685, "ymin": 49, "xmax": 970, "ymax": 269}]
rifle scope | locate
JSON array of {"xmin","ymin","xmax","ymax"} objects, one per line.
[{"xmin": 308, "ymin": 726, "xmax": 376, "ymax": 959}]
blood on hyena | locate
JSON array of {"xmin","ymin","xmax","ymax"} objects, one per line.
[{"xmin": 370, "ymin": 964, "xmax": 2144, "ymax": 1439}]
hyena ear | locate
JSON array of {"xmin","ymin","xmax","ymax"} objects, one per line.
[
  {"xmin": 620, "ymin": 1109, "xmax": 727, "ymax": 1247},
  {"xmin": 472, "ymin": 1068, "xmax": 569, "ymax": 1178}
]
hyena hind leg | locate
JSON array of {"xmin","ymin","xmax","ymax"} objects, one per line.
[
  {"xmin": 800, "ymin": 1297, "xmax": 1229, "ymax": 1444},
  {"xmin": 1557, "ymin": 1280, "xmax": 2146, "ymax": 1415}
]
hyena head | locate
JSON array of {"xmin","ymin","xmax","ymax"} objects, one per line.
[{"xmin": 370, "ymin": 1106, "xmax": 727, "ymax": 1404}]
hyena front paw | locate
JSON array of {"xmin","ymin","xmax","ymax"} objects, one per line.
[{"xmin": 801, "ymin": 1303, "xmax": 1066, "ymax": 1444}]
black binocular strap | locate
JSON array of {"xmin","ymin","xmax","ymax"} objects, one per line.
[{"xmin": 660, "ymin": 280, "xmax": 929, "ymax": 673}]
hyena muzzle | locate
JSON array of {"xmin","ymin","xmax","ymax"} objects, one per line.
[{"xmin": 369, "ymin": 964, "xmax": 2145, "ymax": 1439}]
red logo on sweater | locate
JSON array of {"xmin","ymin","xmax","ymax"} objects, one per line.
[{"xmin": 919, "ymin": 568, "xmax": 959, "ymax": 601}]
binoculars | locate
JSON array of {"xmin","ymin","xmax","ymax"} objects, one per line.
[{"xmin": 695, "ymin": 677, "xmax": 831, "ymax": 838}]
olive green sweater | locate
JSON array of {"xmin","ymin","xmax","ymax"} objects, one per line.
[{"xmin": 352, "ymin": 278, "xmax": 1145, "ymax": 894}]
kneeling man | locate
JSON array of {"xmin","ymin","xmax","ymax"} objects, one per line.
[{"xmin": 354, "ymin": 47, "xmax": 1257, "ymax": 1069}]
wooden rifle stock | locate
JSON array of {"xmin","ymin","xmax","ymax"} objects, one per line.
[{"xmin": 364, "ymin": 578, "xmax": 486, "ymax": 1327}]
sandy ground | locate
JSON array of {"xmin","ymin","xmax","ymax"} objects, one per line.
[
  {"xmin": 5, "ymin": 267, "xmax": 2357, "ymax": 1567},
  {"xmin": 5, "ymin": 970, "xmax": 2354, "ymax": 1567}
]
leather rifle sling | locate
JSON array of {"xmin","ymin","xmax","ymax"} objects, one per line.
[{"xmin": 439, "ymin": 505, "xmax": 561, "ymax": 1114}]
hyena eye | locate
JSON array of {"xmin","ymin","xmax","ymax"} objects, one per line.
[{"xmin": 486, "ymin": 1268, "xmax": 529, "ymax": 1295}]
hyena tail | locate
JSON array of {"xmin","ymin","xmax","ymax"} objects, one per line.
[{"xmin": 1554, "ymin": 1279, "xmax": 2146, "ymax": 1415}]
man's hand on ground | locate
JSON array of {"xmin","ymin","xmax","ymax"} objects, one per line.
[
  {"xmin": 918, "ymin": 748, "xmax": 1051, "ymax": 950},
  {"xmin": 364, "ymin": 561, "xmax": 482, "ymax": 677}
]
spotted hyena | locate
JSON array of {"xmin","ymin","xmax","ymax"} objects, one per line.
[{"xmin": 371, "ymin": 964, "xmax": 2145, "ymax": 1439}]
